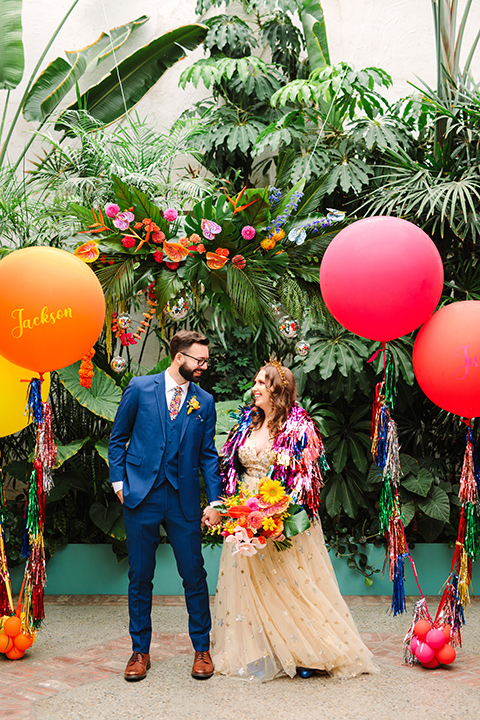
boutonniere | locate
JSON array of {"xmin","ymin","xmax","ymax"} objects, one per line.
[{"xmin": 187, "ymin": 396, "xmax": 200, "ymax": 414}]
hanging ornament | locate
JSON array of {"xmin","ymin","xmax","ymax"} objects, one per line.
[
  {"xmin": 164, "ymin": 293, "xmax": 190, "ymax": 322},
  {"xmin": 295, "ymin": 340, "xmax": 311, "ymax": 357},
  {"xmin": 117, "ymin": 312, "xmax": 132, "ymax": 330},
  {"xmin": 270, "ymin": 303, "xmax": 283, "ymax": 318},
  {"xmin": 279, "ymin": 316, "xmax": 297, "ymax": 339},
  {"xmin": 110, "ymin": 356, "xmax": 127, "ymax": 373}
]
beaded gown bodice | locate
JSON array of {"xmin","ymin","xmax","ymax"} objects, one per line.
[{"xmin": 237, "ymin": 431, "xmax": 276, "ymax": 492}]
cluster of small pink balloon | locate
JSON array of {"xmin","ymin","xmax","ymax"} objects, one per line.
[
  {"xmin": 410, "ymin": 620, "xmax": 456, "ymax": 669},
  {"xmin": 0, "ymin": 615, "xmax": 34, "ymax": 661}
]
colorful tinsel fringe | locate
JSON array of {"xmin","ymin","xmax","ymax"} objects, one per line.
[
  {"xmin": 221, "ymin": 404, "xmax": 327, "ymax": 518},
  {"xmin": 435, "ymin": 427, "xmax": 480, "ymax": 648},
  {"xmin": 0, "ymin": 469, "xmax": 15, "ymax": 617},
  {"xmin": 20, "ymin": 381, "xmax": 57, "ymax": 632},
  {"xmin": 371, "ymin": 349, "xmax": 409, "ymax": 615}
]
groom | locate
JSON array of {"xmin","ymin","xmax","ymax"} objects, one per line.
[{"xmin": 108, "ymin": 330, "xmax": 222, "ymax": 682}]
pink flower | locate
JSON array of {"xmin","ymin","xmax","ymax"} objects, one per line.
[
  {"xmin": 232, "ymin": 254, "xmax": 246, "ymax": 269},
  {"xmin": 247, "ymin": 511, "xmax": 264, "ymax": 530},
  {"xmin": 105, "ymin": 203, "xmax": 120, "ymax": 218},
  {"xmin": 113, "ymin": 211, "xmax": 135, "ymax": 231},
  {"xmin": 164, "ymin": 208, "xmax": 178, "ymax": 222},
  {"xmin": 152, "ymin": 231, "xmax": 165, "ymax": 244},
  {"xmin": 122, "ymin": 236, "xmax": 136, "ymax": 249},
  {"xmin": 241, "ymin": 225, "xmax": 256, "ymax": 240},
  {"xmin": 245, "ymin": 497, "xmax": 261, "ymax": 511},
  {"xmin": 153, "ymin": 250, "xmax": 163, "ymax": 263}
]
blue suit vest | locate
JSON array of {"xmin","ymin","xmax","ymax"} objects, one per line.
[{"xmin": 157, "ymin": 398, "xmax": 187, "ymax": 489}]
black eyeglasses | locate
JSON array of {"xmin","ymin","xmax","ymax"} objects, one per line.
[{"xmin": 181, "ymin": 352, "xmax": 209, "ymax": 367}]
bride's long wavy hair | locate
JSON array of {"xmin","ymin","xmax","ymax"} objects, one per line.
[{"xmin": 250, "ymin": 363, "xmax": 296, "ymax": 437}]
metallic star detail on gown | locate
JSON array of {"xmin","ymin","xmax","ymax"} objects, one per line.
[{"xmin": 212, "ymin": 432, "xmax": 379, "ymax": 681}]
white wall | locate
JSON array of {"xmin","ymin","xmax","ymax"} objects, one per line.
[{"xmin": 3, "ymin": 0, "xmax": 480, "ymax": 162}]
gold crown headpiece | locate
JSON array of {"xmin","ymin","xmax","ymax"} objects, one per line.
[{"xmin": 266, "ymin": 354, "xmax": 288, "ymax": 387}]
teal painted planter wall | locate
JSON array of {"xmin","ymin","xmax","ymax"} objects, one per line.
[{"xmin": 10, "ymin": 543, "xmax": 469, "ymax": 596}]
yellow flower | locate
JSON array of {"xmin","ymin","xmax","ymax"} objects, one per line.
[
  {"xmin": 187, "ymin": 396, "xmax": 200, "ymax": 414},
  {"xmin": 259, "ymin": 479, "xmax": 285, "ymax": 505},
  {"xmin": 260, "ymin": 236, "xmax": 277, "ymax": 251},
  {"xmin": 262, "ymin": 517, "xmax": 276, "ymax": 531}
]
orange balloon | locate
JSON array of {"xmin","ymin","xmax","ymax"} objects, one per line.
[
  {"xmin": 6, "ymin": 646, "xmax": 25, "ymax": 660},
  {"xmin": 0, "ymin": 247, "xmax": 105, "ymax": 373},
  {"xmin": 3, "ymin": 616, "xmax": 21, "ymax": 637},
  {"xmin": 442, "ymin": 624, "xmax": 452, "ymax": 642},
  {"xmin": 14, "ymin": 631, "xmax": 34, "ymax": 651},
  {"xmin": 435, "ymin": 643, "xmax": 456, "ymax": 665},
  {"xmin": 413, "ymin": 301, "xmax": 480, "ymax": 417},
  {"xmin": 413, "ymin": 620, "xmax": 432, "ymax": 641},
  {"xmin": 0, "ymin": 631, "xmax": 12, "ymax": 652}
]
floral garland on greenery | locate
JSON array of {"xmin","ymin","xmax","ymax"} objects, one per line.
[
  {"xmin": 71, "ymin": 176, "xmax": 345, "ymax": 347},
  {"xmin": 221, "ymin": 404, "xmax": 328, "ymax": 518}
]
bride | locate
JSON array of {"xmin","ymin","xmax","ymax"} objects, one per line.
[{"xmin": 211, "ymin": 358, "xmax": 377, "ymax": 682}]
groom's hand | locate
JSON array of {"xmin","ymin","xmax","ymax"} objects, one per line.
[{"xmin": 202, "ymin": 506, "xmax": 222, "ymax": 528}]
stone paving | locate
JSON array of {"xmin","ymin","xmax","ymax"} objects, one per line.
[{"xmin": 1, "ymin": 595, "xmax": 479, "ymax": 720}]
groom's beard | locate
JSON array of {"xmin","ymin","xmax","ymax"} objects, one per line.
[{"xmin": 179, "ymin": 362, "xmax": 202, "ymax": 383}]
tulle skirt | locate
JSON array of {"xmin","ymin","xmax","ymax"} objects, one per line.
[{"xmin": 212, "ymin": 522, "xmax": 378, "ymax": 682}]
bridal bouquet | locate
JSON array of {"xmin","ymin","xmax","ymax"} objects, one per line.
[{"xmin": 217, "ymin": 477, "xmax": 311, "ymax": 556}]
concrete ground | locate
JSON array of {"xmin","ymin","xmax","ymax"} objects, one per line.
[{"xmin": 1, "ymin": 595, "xmax": 479, "ymax": 720}]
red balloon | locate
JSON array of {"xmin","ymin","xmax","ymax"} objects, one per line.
[
  {"xmin": 319, "ymin": 217, "xmax": 443, "ymax": 341},
  {"xmin": 421, "ymin": 657, "xmax": 440, "ymax": 669},
  {"xmin": 413, "ymin": 301, "xmax": 480, "ymax": 417},
  {"xmin": 435, "ymin": 643, "xmax": 456, "ymax": 665},
  {"xmin": 0, "ymin": 247, "xmax": 105, "ymax": 374}
]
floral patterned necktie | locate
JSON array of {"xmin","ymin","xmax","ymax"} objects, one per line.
[{"xmin": 168, "ymin": 385, "xmax": 183, "ymax": 420}]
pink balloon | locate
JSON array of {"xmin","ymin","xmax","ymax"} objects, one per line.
[
  {"xmin": 410, "ymin": 636, "xmax": 419, "ymax": 654},
  {"xmin": 415, "ymin": 641, "xmax": 435, "ymax": 664},
  {"xmin": 426, "ymin": 628, "xmax": 446, "ymax": 650},
  {"xmin": 413, "ymin": 301, "xmax": 480, "ymax": 417},
  {"xmin": 320, "ymin": 217, "xmax": 444, "ymax": 341}
]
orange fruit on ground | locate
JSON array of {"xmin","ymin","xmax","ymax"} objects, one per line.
[
  {"xmin": 6, "ymin": 645, "xmax": 25, "ymax": 660},
  {"xmin": 3, "ymin": 616, "xmax": 21, "ymax": 637},
  {"xmin": 14, "ymin": 632, "xmax": 33, "ymax": 651},
  {"xmin": 0, "ymin": 631, "xmax": 12, "ymax": 653}
]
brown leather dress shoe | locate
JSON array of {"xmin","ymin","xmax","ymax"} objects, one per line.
[
  {"xmin": 191, "ymin": 650, "xmax": 214, "ymax": 679},
  {"xmin": 124, "ymin": 651, "xmax": 151, "ymax": 681}
]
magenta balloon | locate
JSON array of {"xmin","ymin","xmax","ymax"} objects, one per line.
[
  {"xmin": 319, "ymin": 216, "xmax": 444, "ymax": 341},
  {"xmin": 413, "ymin": 301, "xmax": 480, "ymax": 417}
]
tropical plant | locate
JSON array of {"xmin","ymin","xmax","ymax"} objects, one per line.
[
  {"xmin": 0, "ymin": 0, "xmax": 207, "ymax": 168},
  {"xmin": 177, "ymin": 0, "xmax": 330, "ymax": 187}
]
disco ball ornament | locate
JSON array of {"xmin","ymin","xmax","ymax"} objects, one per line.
[
  {"xmin": 279, "ymin": 316, "xmax": 297, "ymax": 339},
  {"xmin": 117, "ymin": 312, "xmax": 132, "ymax": 330},
  {"xmin": 110, "ymin": 356, "xmax": 127, "ymax": 373},
  {"xmin": 164, "ymin": 293, "xmax": 190, "ymax": 322},
  {"xmin": 295, "ymin": 340, "xmax": 311, "ymax": 357}
]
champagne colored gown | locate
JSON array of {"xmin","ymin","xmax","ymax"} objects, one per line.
[{"xmin": 212, "ymin": 433, "xmax": 378, "ymax": 682}]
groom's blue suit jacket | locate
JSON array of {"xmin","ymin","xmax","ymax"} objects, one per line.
[{"xmin": 108, "ymin": 371, "xmax": 222, "ymax": 520}]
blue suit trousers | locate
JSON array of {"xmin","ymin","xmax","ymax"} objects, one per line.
[{"xmin": 123, "ymin": 480, "xmax": 211, "ymax": 653}]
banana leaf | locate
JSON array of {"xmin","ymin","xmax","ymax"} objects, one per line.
[
  {"xmin": 0, "ymin": 0, "xmax": 24, "ymax": 89},
  {"xmin": 300, "ymin": 0, "xmax": 330, "ymax": 71},
  {"xmin": 23, "ymin": 15, "xmax": 148, "ymax": 122},
  {"xmin": 56, "ymin": 24, "xmax": 208, "ymax": 129}
]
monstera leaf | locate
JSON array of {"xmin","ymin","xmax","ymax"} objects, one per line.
[{"xmin": 57, "ymin": 361, "xmax": 122, "ymax": 421}]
